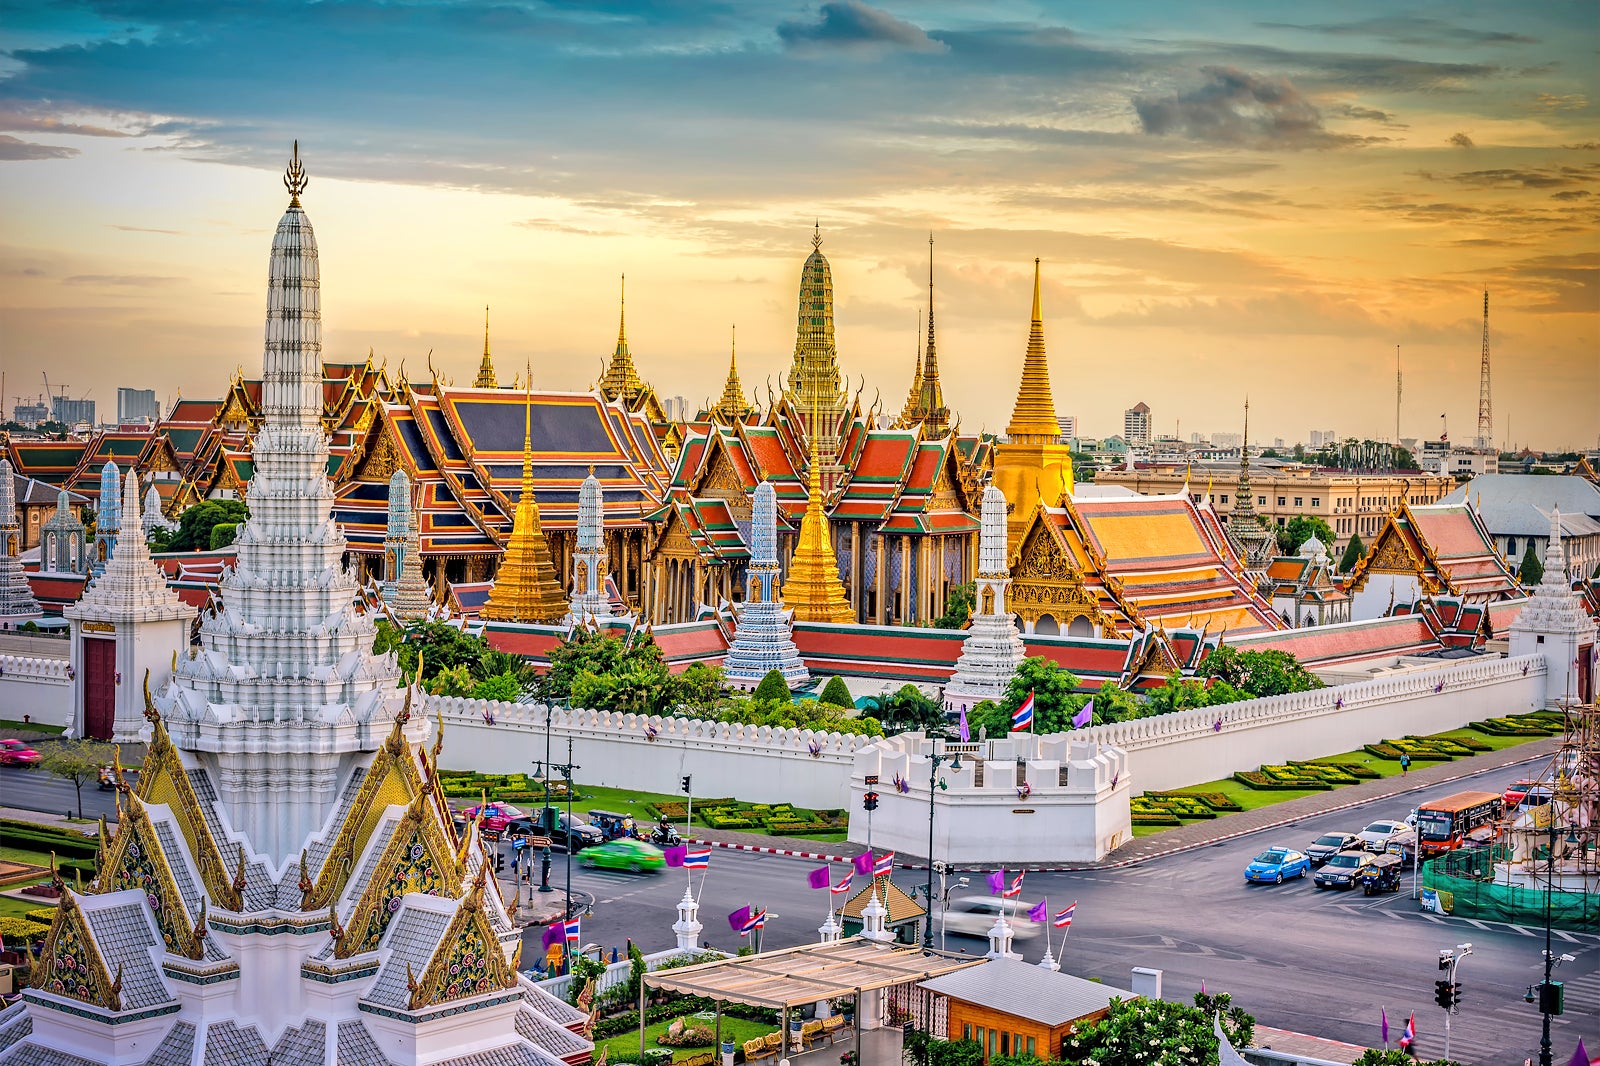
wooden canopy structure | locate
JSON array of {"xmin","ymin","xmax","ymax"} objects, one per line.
[{"xmin": 643, "ymin": 939, "xmax": 980, "ymax": 1009}]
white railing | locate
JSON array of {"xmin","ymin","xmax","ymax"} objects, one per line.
[
  {"xmin": 0, "ymin": 653, "xmax": 72, "ymax": 680},
  {"xmin": 535, "ymin": 947, "xmax": 726, "ymax": 1001}
]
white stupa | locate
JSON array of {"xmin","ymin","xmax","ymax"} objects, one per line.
[
  {"xmin": 943, "ymin": 484, "xmax": 1026, "ymax": 714},
  {"xmin": 0, "ymin": 145, "xmax": 592, "ymax": 1066},
  {"xmin": 722, "ymin": 480, "xmax": 809, "ymax": 688},
  {"xmin": 567, "ymin": 467, "xmax": 613, "ymax": 623},
  {"xmin": 0, "ymin": 459, "xmax": 43, "ymax": 627},
  {"xmin": 1509, "ymin": 504, "xmax": 1598, "ymax": 708}
]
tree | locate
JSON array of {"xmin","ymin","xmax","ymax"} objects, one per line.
[
  {"xmin": 968, "ymin": 658, "xmax": 1082, "ymax": 736},
  {"xmin": 932, "ymin": 583, "xmax": 975, "ymax": 629},
  {"xmin": 876, "ymin": 684, "xmax": 946, "ymax": 735},
  {"xmin": 470, "ymin": 673, "xmax": 523, "ymax": 702},
  {"xmin": 426, "ymin": 664, "xmax": 477, "ymax": 698},
  {"xmin": 1519, "ymin": 542, "xmax": 1544, "ymax": 587},
  {"xmin": 399, "ymin": 622, "xmax": 495, "ymax": 685},
  {"xmin": 1338, "ymin": 532, "xmax": 1366, "ymax": 573},
  {"xmin": 208, "ymin": 522, "xmax": 239, "ymax": 550},
  {"xmin": 669, "ymin": 662, "xmax": 728, "ymax": 712},
  {"xmin": 818, "ymin": 676, "xmax": 854, "ymax": 709},
  {"xmin": 536, "ymin": 629, "xmax": 670, "ymax": 708},
  {"xmin": 1197, "ymin": 646, "xmax": 1323, "ymax": 697},
  {"xmin": 165, "ymin": 499, "xmax": 248, "ymax": 552},
  {"xmin": 1067, "ymin": 990, "xmax": 1253, "ymax": 1066},
  {"xmin": 39, "ymin": 738, "xmax": 114, "ymax": 821},
  {"xmin": 1277, "ymin": 515, "xmax": 1336, "ymax": 556},
  {"xmin": 477, "ymin": 648, "xmax": 540, "ymax": 695},
  {"xmin": 752, "ymin": 669, "xmax": 793, "ymax": 704},
  {"xmin": 714, "ymin": 696, "xmax": 882, "ymax": 737}
]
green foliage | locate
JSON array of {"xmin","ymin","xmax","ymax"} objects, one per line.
[
  {"xmin": 1353, "ymin": 1050, "xmax": 1460, "ymax": 1066},
  {"xmin": 1197, "ymin": 646, "xmax": 1323, "ymax": 698},
  {"xmin": 399, "ymin": 621, "xmax": 496, "ymax": 683},
  {"xmin": 1518, "ymin": 542, "xmax": 1544, "ymax": 587},
  {"xmin": 968, "ymin": 658, "xmax": 1083, "ymax": 736},
  {"xmin": 426, "ymin": 664, "xmax": 477, "ymax": 698},
  {"xmin": 39, "ymin": 738, "xmax": 114, "ymax": 820},
  {"xmin": 902, "ymin": 1032, "xmax": 982, "ymax": 1066},
  {"xmin": 0, "ymin": 916, "xmax": 51, "ymax": 942},
  {"xmin": 932, "ymin": 582, "xmax": 976, "ymax": 629},
  {"xmin": 166, "ymin": 499, "xmax": 248, "ymax": 552},
  {"xmin": 625, "ymin": 941, "xmax": 647, "ymax": 1006},
  {"xmin": 818, "ymin": 676, "xmax": 854, "ymax": 709},
  {"xmin": 1338, "ymin": 532, "xmax": 1366, "ymax": 573},
  {"xmin": 567, "ymin": 953, "xmax": 607, "ymax": 1005},
  {"xmin": 1065, "ymin": 990, "xmax": 1253, "ymax": 1066},
  {"xmin": 208, "ymin": 522, "xmax": 239, "ymax": 550},
  {"xmin": 471, "ymin": 672, "xmax": 524, "ymax": 702},
  {"xmin": 873, "ymin": 684, "xmax": 946, "ymax": 735},
  {"xmin": 372, "ymin": 618, "xmax": 405, "ymax": 659},
  {"xmin": 1275, "ymin": 514, "xmax": 1336, "ymax": 555},
  {"xmin": 713, "ymin": 697, "xmax": 882, "ymax": 738},
  {"xmin": 672, "ymin": 662, "xmax": 728, "ymax": 711},
  {"xmin": 536, "ymin": 629, "xmax": 699, "ymax": 715},
  {"xmin": 752, "ymin": 669, "xmax": 793, "ymax": 704}
]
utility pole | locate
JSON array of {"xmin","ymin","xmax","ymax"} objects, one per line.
[
  {"xmin": 1433, "ymin": 943, "xmax": 1469, "ymax": 1062},
  {"xmin": 553, "ymin": 734, "xmax": 580, "ymax": 922}
]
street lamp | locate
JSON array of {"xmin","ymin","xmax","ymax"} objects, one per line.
[
  {"xmin": 1535, "ymin": 817, "xmax": 1577, "ymax": 1066},
  {"xmin": 552, "ymin": 731, "xmax": 581, "ymax": 926},
  {"xmin": 922, "ymin": 741, "xmax": 962, "ymax": 950}
]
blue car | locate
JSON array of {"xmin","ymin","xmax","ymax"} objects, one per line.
[{"xmin": 1244, "ymin": 847, "xmax": 1310, "ymax": 884}]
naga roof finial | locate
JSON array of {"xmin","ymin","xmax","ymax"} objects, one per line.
[{"xmin": 284, "ymin": 140, "xmax": 309, "ymax": 207}]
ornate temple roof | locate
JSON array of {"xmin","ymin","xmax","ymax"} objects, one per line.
[
  {"xmin": 894, "ymin": 236, "xmax": 951, "ymax": 437},
  {"xmin": 474, "ymin": 306, "xmax": 498, "ymax": 389},
  {"xmin": 708, "ymin": 327, "xmax": 755, "ymax": 425},
  {"xmin": 1343, "ymin": 500, "xmax": 1523, "ymax": 603}
]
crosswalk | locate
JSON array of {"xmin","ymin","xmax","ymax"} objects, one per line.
[{"xmin": 1356, "ymin": 904, "xmax": 1600, "ymax": 945}]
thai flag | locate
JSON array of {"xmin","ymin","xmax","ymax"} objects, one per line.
[
  {"xmin": 740, "ymin": 909, "xmax": 767, "ymax": 935},
  {"xmin": 831, "ymin": 872, "xmax": 854, "ymax": 895},
  {"xmin": 684, "ymin": 848, "xmax": 712, "ymax": 869},
  {"xmin": 564, "ymin": 919, "xmax": 582, "ymax": 943},
  {"xmin": 873, "ymin": 852, "xmax": 894, "ymax": 877},
  {"xmin": 1002, "ymin": 872, "xmax": 1024, "ymax": 898},
  {"xmin": 1011, "ymin": 691, "xmax": 1034, "ymax": 732},
  {"xmin": 1053, "ymin": 902, "xmax": 1076, "ymax": 929},
  {"xmin": 1399, "ymin": 1012, "xmax": 1415, "ymax": 1050}
]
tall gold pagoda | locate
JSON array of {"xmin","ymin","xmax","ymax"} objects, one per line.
[
  {"xmin": 599, "ymin": 275, "xmax": 647, "ymax": 404},
  {"xmin": 473, "ymin": 305, "xmax": 498, "ymax": 388},
  {"xmin": 782, "ymin": 433, "xmax": 853, "ymax": 623},
  {"xmin": 895, "ymin": 235, "xmax": 951, "ymax": 436},
  {"xmin": 991, "ymin": 259, "xmax": 1074, "ymax": 549},
  {"xmin": 709, "ymin": 326, "xmax": 755, "ymax": 424},
  {"xmin": 786, "ymin": 224, "xmax": 851, "ymax": 472},
  {"xmin": 480, "ymin": 378, "xmax": 568, "ymax": 623}
]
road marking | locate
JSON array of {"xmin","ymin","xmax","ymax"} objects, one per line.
[
  {"xmin": 1509, "ymin": 925, "xmax": 1537, "ymax": 936},
  {"xmin": 1555, "ymin": 929, "xmax": 1579, "ymax": 943},
  {"xmin": 1465, "ymin": 919, "xmax": 1491, "ymax": 930}
]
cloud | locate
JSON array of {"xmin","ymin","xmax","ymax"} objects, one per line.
[
  {"xmin": 1133, "ymin": 66, "xmax": 1377, "ymax": 149},
  {"xmin": 1498, "ymin": 252, "xmax": 1599, "ymax": 314},
  {"xmin": 1551, "ymin": 190, "xmax": 1591, "ymax": 201},
  {"xmin": 63, "ymin": 274, "xmax": 180, "ymax": 287},
  {"xmin": 1444, "ymin": 165, "xmax": 1600, "ymax": 189},
  {"xmin": 1330, "ymin": 103, "xmax": 1405, "ymax": 127},
  {"xmin": 1534, "ymin": 93, "xmax": 1589, "ymax": 112},
  {"xmin": 777, "ymin": 1, "xmax": 944, "ymax": 55},
  {"xmin": 110, "ymin": 224, "xmax": 184, "ymax": 235},
  {"xmin": 0, "ymin": 134, "xmax": 79, "ymax": 160},
  {"xmin": 1258, "ymin": 17, "xmax": 1537, "ymax": 48},
  {"xmin": 1449, "ymin": 132, "xmax": 1475, "ymax": 148},
  {"xmin": 0, "ymin": 109, "xmax": 130, "ymax": 137}
]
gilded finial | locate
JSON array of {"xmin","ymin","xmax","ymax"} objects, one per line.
[
  {"xmin": 812, "ymin": 219, "xmax": 821, "ymax": 251},
  {"xmin": 284, "ymin": 140, "xmax": 308, "ymax": 207}
]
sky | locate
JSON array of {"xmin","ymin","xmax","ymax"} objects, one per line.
[{"xmin": 0, "ymin": 1, "xmax": 1596, "ymax": 449}]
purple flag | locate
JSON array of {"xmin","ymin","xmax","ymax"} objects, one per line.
[
  {"xmin": 1027, "ymin": 899, "xmax": 1048, "ymax": 923},
  {"xmin": 541, "ymin": 921, "xmax": 563, "ymax": 949},
  {"xmin": 987, "ymin": 869, "xmax": 1005, "ymax": 894},
  {"xmin": 807, "ymin": 866, "xmax": 831, "ymax": 890},
  {"xmin": 664, "ymin": 845, "xmax": 688, "ymax": 868},
  {"xmin": 727, "ymin": 906, "xmax": 750, "ymax": 933},
  {"xmin": 1071, "ymin": 701, "xmax": 1094, "ymax": 729},
  {"xmin": 1569, "ymin": 1037, "xmax": 1589, "ymax": 1066},
  {"xmin": 958, "ymin": 705, "xmax": 970, "ymax": 742},
  {"xmin": 1380, "ymin": 1007, "xmax": 1388, "ymax": 1045},
  {"xmin": 852, "ymin": 852, "xmax": 875, "ymax": 877}
]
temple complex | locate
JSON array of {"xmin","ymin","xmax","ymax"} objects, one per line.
[
  {"xmin": 0, "ymin": 146, "xmax": 590, "ymax": 1066},
  {"xmin": 39, "ymin": 488, "xmax": 88, "ymax": 575},
  {"xmin": 1343, "ymin": 499, "xmax": 1524, "ymax": 619},
  {"xmin": 568, "ymin": 467, "xmax": 614, "ymax": 623}
]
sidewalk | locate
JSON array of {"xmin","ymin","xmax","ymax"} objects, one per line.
[{"xmin": 0, "ymin": 806, "xmax": 101, "ymax": 836}]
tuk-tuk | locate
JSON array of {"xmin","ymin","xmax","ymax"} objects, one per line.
[
  {"xmin": 587, "ymin": 810, "xmax": 635, "ymax": 840},
  {"xmin": 1360, "ymin": 852, "xmax": 1403, "ymax": 896}
]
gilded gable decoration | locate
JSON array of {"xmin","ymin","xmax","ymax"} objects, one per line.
[
  {"xmin": 33, "ymin": 891, "xmax": 122, "ymax": 1011},
  {"xmin": 339, "ymin": 792, "xmax": 460, "ymax": 957},
  {"xmin": 407, "ymin": 882, "xmax": 516, "ymax": 1010},
  {"xmin": 97, "ymin": 794, "xmax": 201, "ymax": 959}
]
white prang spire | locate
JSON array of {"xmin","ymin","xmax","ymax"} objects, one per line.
[
  {"xmin": 152, "ymin": 146, "xmax": 409, "ymax": 862},
  {"xmin": 0, "ymin": 459, "xmax": 42, "ymax": 627},
  {"xmin": 1508, "ymin": 504, "xmax": 1598, "ymax": 709},
  {"xmin": 944, "ymin": 484, "xmax": 1026, "ymax": 715},
  {"xmin": 568, "ymin": 467, "xmax": 613, "ymax": 622},
  {"xmin": 722, "ymin": 480, "xmax": 809, "ymax": 688}
]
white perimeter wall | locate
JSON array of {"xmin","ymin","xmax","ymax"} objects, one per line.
[
  {"xmin": 1077, "ymin": 653, "xmax": 1544, "ymax": 795},
  {"xmin": 426, "ymin": 697, "xmax": 876, "ymax": 811},
  {"xmin": 0, "ymin": 654, "xmax": 72, "ymax": 728}
]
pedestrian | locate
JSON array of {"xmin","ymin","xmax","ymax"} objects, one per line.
[{"xmin": 1399, "ymin": 753, "xmax": 1411, "ymax": 776}]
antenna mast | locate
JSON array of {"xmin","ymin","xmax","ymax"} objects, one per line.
[{"xmin": 1475, "ymin": 289, "xmax": 1493, "ymax": 450}]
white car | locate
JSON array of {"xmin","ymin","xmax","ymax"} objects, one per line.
[
  {"xmin": 1357, "ymin": 819, "xmax": 1415, "ymax": 853},
  {"xmin": 941, "ymin": 897, "xmax": 1043, "ymax": 941}
]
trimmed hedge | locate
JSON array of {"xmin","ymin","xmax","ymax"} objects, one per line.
[
  {"xmin": 1471, "ymin": 716, "xmax": 1563, "ymax": 737},
  {"xmin": 1151, "ymin": 790, "xmax": 1243, "ymax": 813},
  {"xmin": 0, "ymin": 916, "xmax": 50, "ymax": 941}
]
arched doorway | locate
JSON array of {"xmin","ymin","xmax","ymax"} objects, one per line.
[{"xmin": 1034, "ymin": 614, "xmax": 1060, "ymax": 636}]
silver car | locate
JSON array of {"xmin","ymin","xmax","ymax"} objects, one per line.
[
  {"xmin": 941, "ymin": 896, "xmax": 1043, "ymax": 941},
  {"xmin": 1357, "ymin": 819, "xmax": 1416, "ymax": 853}
]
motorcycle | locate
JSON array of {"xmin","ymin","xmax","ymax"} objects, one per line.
[
  {"xmin": 97, "ymin": 766, "xmax": 116, "ymax": 792},
  {"xmin": 649, "ymin": 824, "xmax": 683, "ymax": 847}
]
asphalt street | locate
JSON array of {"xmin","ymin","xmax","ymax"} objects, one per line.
[
  {"xmin": 509, "ymin": 758, "xmax": 1596, "ymax": 1066},
  {"xmin": 0, "ymin": 765, "xmax": 120, "ymax": 821}
]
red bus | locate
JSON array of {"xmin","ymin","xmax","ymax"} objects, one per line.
[{"xmin": 1415, "ymin": 790, "xmax": 1503, "ymax": 857}]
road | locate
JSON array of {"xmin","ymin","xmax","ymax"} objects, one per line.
[
  {"xmin": 507, "ymin": 759, "xmax": 1597, "ymax": 1066},
  {"xmin": 0, "ymin": 764, "xmax": 119, "ymax": 821}
]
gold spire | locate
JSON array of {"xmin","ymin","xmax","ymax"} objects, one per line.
[
  {"xmin": 712, "ymin": 325, "xmax": 754, "ymax": 424},
  {"xmin": 895, "ymin": 310, "xmax": 925, "ymax": 427},
  {"xmin": 473, "ymin": 305, "xmax": 498, "ymax": 388},
  {"xmin": 783, "ymin": 421, "xmax": 854, "ymax": 624},
  {"xmin": 283, "ymin": 140, "xmax": 308, "ymax": 208},
  {"xmin": 915, "ymin": 233, "xmax": 950, "ymax": 435},
  {"xmin": 1006, "ymin": 258, "xmax": 1059, "ymax": 443},
  {"xmin": 786, "ymin": 223, "xmax": 848, "ymax": 470},
  {"xmin": 599, "ymin": 273, "xmax": 646, "ymax": 403},
  {"xmin": 480, "ymin": 366, "xmax": 567, "ymax": 623}
]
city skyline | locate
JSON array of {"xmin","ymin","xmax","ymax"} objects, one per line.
[{"xmin": 0, "ymin": 1, "xmax": 1595, "ymax": 447}]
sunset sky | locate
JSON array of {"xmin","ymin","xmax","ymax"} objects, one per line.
[{"xmin": 1, "ymin": 1, "xmax": 1595, "ymax": 448}]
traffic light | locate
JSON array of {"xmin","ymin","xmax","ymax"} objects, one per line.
[
  {"xmin": 681, "ymin": 775, "xmax": 693, "ymax": 794},
  {"xmin": 494, "ymin": 850, "xmax": 506, "ymax": 873},
  {"xmin": 1539, "ymin": 980, "xmax": 1565, "ymax": 1016},
  {"xmin": 1433, "ymin": 980, "xmax": 1451, "ymax": 1009},
  {"xmin": 1448, "ymin": 982, "xmax": 1462, "ymax": 1010},
  {"xmin": 863, "ymin": 791, "xmax": 880, "ymax": 812}
]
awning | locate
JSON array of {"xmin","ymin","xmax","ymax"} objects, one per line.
[{"xmin": 643, "ymin": 939, "xmax": 983, "ymax": 1009}]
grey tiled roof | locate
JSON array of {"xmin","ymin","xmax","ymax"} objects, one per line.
[
  {"xmin": 435, "ymin": 1045, "xmax": 549, "ymax": 1066},
  {"xmin": 82, "ymin": 898, "xmax": 173, "ymax": 1011},
  {"xmin": 142, "ymin": 1021, "xmax": 196, "ymax": 1066},
  {"xmin": 202, "ymin": 1020, "xmax": 269, "ymax": 1065},
  {"xmin": 0, "ymin": 1005, "xmax": 31, "ymax": 1054},
  {"xmin": 151, "ymin": 817, "xmax": 204, "ymax": 920},
  {"xmin": 1, "ymin": 1043, "xmax": 100, "ymax": 1066},
  {"xmin": 271, "ymin": 1019, "xmax": 327, "ymax": 1066},
  {"xmin": 289, "ymin": 766, "xmax": 370, "ymax": 910},
  {"xmin": 364, "ymin": 902, "xmax": 454, "ymax": 1010},
  {"xmin": 519, "ymin": 980, "xmax": 587, "ymax": 1026},
  {"xmin": 342, "ymin": 809, "xmax": 403, "ymax": 913},
  {"xmin": 335, "ymin": 1020, "xmax": 395, "ymax": 1066},
  {"xmin": 515, "ymin": 1007, "xmax": 592, "ymax": 1057},
  {"xmin": 918, "ymin": 957, "xmax": 1128, "ymax": 1027}
]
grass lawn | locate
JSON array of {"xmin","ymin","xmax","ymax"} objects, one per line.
[
  {"xmin": 0, "ymin": 895, "xmax": 51, "ymax": 921},
  {"xmin": 0, "ymin": 719, "xmax": 64, "ymax": 735},
  {"xmin": 595, "ymin": 1013, "xmax": 778, "ymax": 1063},
  {"xmin": 0, "ymin": 845, "xmax": 55, "ymax": 868}
]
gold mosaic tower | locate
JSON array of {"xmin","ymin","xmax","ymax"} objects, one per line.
[
  {"xmin": 480, "ymin": 375, "xmax": 568, "ymax": 623},
  {"xmin": 991, "ymin": 259, "xmax": 1074, "ymax": 548},
  {"xmin": 786, "ymin": 224, "xmax": 850, "ymax": 469}
]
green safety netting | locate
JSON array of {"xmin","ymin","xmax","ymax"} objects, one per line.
[{"xmin": 1422, "ymin": 846, "xmax": 1600, "ymax": 931}]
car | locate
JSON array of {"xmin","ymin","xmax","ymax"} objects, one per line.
[
  {"xmin": 506, "ymin": 812, "xmax": 604, "ymax": 852},
  {"xmin": 0, "ymin": 739, "xmax": 41, "ymax": 766},
  {"xmin": 455, "ymin": 802, "xmax": 526, "ymax": 836},
  {"xmin": 1504, "ymin": 780, "xmax": 1553, "ymax": 809},
  {"xmin": 940, "ymin": 897, "xmax": 1043, "ymax": 941},
  {"xmin": 1244, "ymin": 847, "xmax": 1310, "ymax": 884},
  {"xmin": 1305, "ymin": 832, "xmax": 1360, "ymax": 866},
  {"xmin": 579, "ymin": 839, "xmax": 665, "ymax": 873},
  {"xmin": 1314, "ymin": 850, "xmax": 1375, "ymax": 890},
  {"xmin": 1356, "ymin": 820, "xmax": 1415, "ymax": 853}
]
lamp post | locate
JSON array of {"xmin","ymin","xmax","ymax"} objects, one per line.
[
  {"xmin": 1535, "ymin": 816, "xmax": 1577, "ymax": 1066},
  {"xmin": 553, "ymin": 732, "xmax": 580, "ymax": 923},
  {"xmin": 922, "ymin": 741, "xmax": 962, "ymax": 950}
]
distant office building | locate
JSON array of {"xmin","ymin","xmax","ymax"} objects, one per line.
[
  {"xmin": 1309, "ymin": 429, "xmax": 1338, "ymax": 448},
  {"xmin": 117, "ymin": 387, "xmax": 159, "ymax": 424},
  {"xmin": 52, "ymin": 397, "xmax": 96, "ymax": 426},
  {"xmin": 1190, "ymin": 432, "xmax": 1205, "ymax": 444},
  {"xmin": 1212, "ymin": 432, "xmax": 1241, "ymax": 449},
  {"xmin": 1123, "ymin": 402, "xmax": 1151, "ymax": 446},
  {"xmin": 1273, "ymin": 437, "xmax": 1285, "ymax": 449},
  {"xmin": 12, "ymin": 402, "xmax": 49, "ymax": 427},
  {"xmin": 1057, "ymin": 415, "xmax": 1077, "ymax": 443}
]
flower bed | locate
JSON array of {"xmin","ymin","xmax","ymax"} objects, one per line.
[{"xmin": 1471, "ymin": 714, "xmax": 1564, "ymax": 737}]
